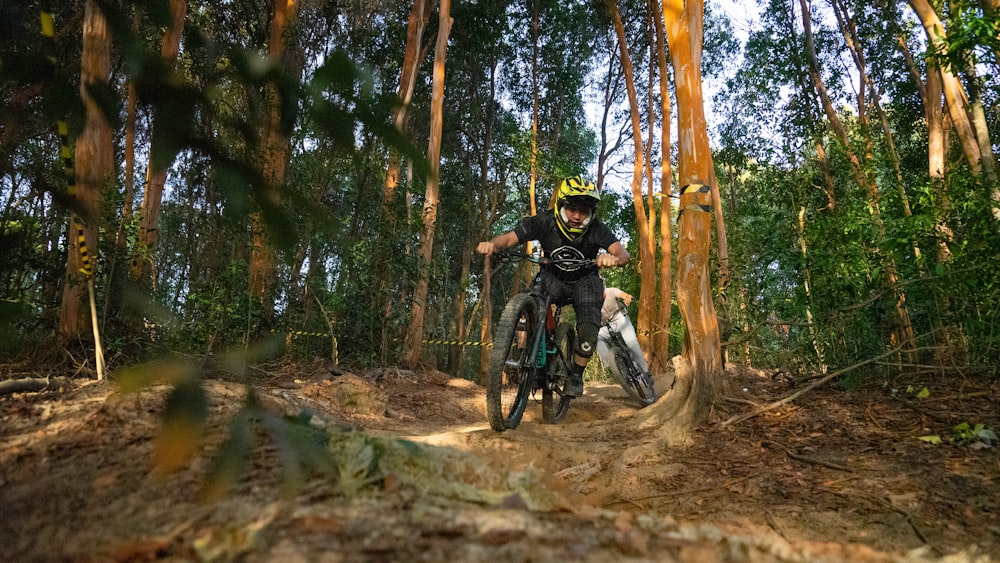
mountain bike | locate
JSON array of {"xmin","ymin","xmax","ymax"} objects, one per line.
[
  {"xmin": 601, "ymin": 312, "xmax": 657, "ymax": 407},
  {"xmin": 486, "ymin": 251, "xmax": 593, "ymax": 431}
]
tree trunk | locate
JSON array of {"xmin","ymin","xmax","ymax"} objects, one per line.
[
  {"xmin": 648, "ymin": 0, "xmax": 673, "ymax": 375},
  {"xmin": 120, "ymin": 7, "xmax": 141, "ymax": 256},
  {"xmin": 249, "ymin": 0, "xmax": 301, "ymax": 315},
  {"xmin": 907, "ymin": 0, "xmax": 986, "ymax": 180},
  {"xmin": 607, "ymin": 0, "xmax": 657, "ymax": 369},
  {"xmin": 404, "ymin": 0, "xmax": 451, "ymax": 368},
  {"xmin": 385, "ymin": 0, "xmax": 429, "ymax": 207},
  {"xmin": 831, "ymin": 0, "xmax": 922, "ymax": 261},
  {"xmin": 131, "ymin": 0, "xmax": 186, "ymax": 285},
  {"xmin": 58, "ymin": 0, "xmax": 113, "ymax": 342},
  {"xmin": 655, "ymin": 0, "xmax": 722, "ymax": 438},
  {"xmin": 476, "ymin": 61, "xmax": 500, "ymax": 384},
  {"xmin": 529, "ymin": 0, "xmax": 540, "ymax": 220},
  {"xmin": 797, "ymin": 206, "xmax": 826, "ymax": 373},
  {"xmin": 380, "ymin": 0, "xmax": 429, "ymax": 358},
  {"xmin": 890, "ymin": 12, "xmax": 953, "ymax": 258},
  {"xmin": 449, "ymin": 244, "xmax": 472, "ymax": 376},
  {"xmin": 595, "ymin": 28, "xmax": 625, "ymax": 194}
]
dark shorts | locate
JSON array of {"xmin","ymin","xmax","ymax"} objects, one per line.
[{"xmin": 533, "ymin": 270, "xmax": 605, "ymax": 324}]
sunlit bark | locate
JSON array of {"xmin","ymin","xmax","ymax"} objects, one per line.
[
  {"xmin": 907, "ymin": 0, "xmax": 991, "ymax": 187},
  {"xmin": 404, "ymin": 0, "xmax": 451, "ymax": 368},
  {"xmin": 384, "ymin": 0, "xmax": 429, "ymax": 207},
  {"xmin": 649, "ymin": 0, "xmax": 673, "ymax": 376},
  {"xmin": 606, "ymin": 0, "xmax": 656, "ymax": 372},
  {"xmin": 132, "ymin": 0, "xmax": 186, "ymax": 286},
  {"xmin": 656, "ymin": 0, "xmax": 722, "ymax": 435},
  {"xmin": 380, "ymin": 0, "xmax": 430, "ymax": 357}
]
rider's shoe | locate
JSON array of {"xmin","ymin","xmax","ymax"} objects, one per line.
[{"xmin": 565, "ymin": 376, "xmax": 584, "ymax": 397}]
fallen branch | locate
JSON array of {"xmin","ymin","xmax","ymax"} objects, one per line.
[
  {"xmin": 763, "ymin": 439, "xmax": 852, "ymax": 472},
  {"xmin": 720, "ymin": 339, "xmax": 930, "ymax": 427},
  {"xmin": 0, "ymin": 377, "xmax": 74, "ymax": 396}
]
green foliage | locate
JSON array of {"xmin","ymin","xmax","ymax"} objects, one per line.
[
  {"xmin": 116, "ymin": 344, "xmax": 335, "ymax": 499},
  {"xmin": 926, "ymin": 5, "xmax": 1000, "ymax": 73},
  {"xmin": 919, "ymin": 422, "xmax": 998, "ymax": 448}
]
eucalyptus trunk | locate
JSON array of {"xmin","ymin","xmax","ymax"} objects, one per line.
[
  {"xmin": 132, "ymin": 0, "xmax": 186, "ymax": 286},
  {"xmin": 58, "ymin": 0, "xmax": 113, "ymax": 342},
  {"xmin": 655, "ymin": 0, "xmax": 723, "ymax": 437},
  {"xmin": 606, "ymin": 0, "xmax": 657, "ymax": 368},
  {"xmin": 649, "ymin": 0, "xmax": 673, "ymax": 375},
  {"xmin": 249, "ymin": 0, "xmax": 301, "ymax": 315},
  {"xmin": 404, "ymin": 0, "xmax": 451, "ymax": 368},
  {"xmin": 907, "ymin": 0, "xmax": 992, "ymax": 190},
  {"xmin": 380, "ymin": 0, "xmax": 430, "ymax": 360}
]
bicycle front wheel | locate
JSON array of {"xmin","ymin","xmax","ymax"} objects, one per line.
[
  {"xmin": 612, "ymin": 341, "xmax": 657, "ymax": 407},
  {"xmin": 542, "ymin": 321, "xmax": 574, "ymax": 424},
  {"xmin": 487, "ymin": 293, "xmax": 539, "ymax": 431}
]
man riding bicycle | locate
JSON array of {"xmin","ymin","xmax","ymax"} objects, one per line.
[
  {"xmin": 597, "ymin": 287, "xmax": 650, "ymax": 379},
  {"xmin": 477, "ymin": 176, "xmax": 630, "ymax": 398}
]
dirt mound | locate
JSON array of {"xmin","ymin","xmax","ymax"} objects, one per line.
[{"xmin": 0, "ymin": 363, "xmax": 997, "ymax": 561}]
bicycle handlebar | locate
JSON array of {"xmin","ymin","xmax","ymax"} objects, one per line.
[{"xmin": 490, "ymin": 250, "xmax": 596, "ymax": 268}]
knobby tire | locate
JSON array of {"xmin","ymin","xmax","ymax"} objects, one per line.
[
  {"xmin": 486, "ymin": 293, "xmax": 538, "ymax": 431},
  {"xmin": 542, "ymin": 322, "xmax": 574, "ymax": 423},
  {"xmin": 611, "ymin": 337, "xmax": 657, "ymax": 407}
]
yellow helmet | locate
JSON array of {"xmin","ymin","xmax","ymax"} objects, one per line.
[{"xmin": 554, "ymin": 176, "xmax": 600, "ymax": 239}]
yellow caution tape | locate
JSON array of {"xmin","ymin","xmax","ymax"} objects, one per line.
[
  {"xmin": 272, "ymin": 330, "xmax": 491, "ymax": 347},
  {"xmin": 57, "ymin": 120, "xmax": 76, "ymax": 196},
  {"xmin": 75, "ymin": 221, "xmax": 93, "ymax": 276},
  {"xmin": 271, "ymin": 329, "xmax": 331, "ymax": 338},
  {"xmin": 40, "ymin": 11, "xmax": 55, "ymax": 39}
]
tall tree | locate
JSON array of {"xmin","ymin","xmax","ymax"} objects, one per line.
[
  {"xmin": 379, "ymin": 0, "xmax": 430, "ymax": 356},
  {"xmin": 404, "ymin": 0, "xmax": 452, "ymax": 368},
  {"xmin": 907, "ymin": 0, "xmax": 994, "ymax": 189},
  {"xmin": 799, "ymin": 0, "xmax": 917, "ymax": 358},
  {"xmin": 657, "ymin": 0, "xmax": 722, "ymax": 435},
  {"xmin": 59, "ymin": 0, "xmax": 113, "ymax": 342},
  {"xmin": 648, "ymin": 0, "xmax": 674, "ymax": 375},
  {"xmin": 249, "ymin": 0, "xmax": 302, "ymax": 314},
  {"xmin": 131, "ymin": 0, "xmax": 186, "ymax": 289},
  {"xmin": 605, "ymin": 0, "xmax": 658, "ymax": 362}
]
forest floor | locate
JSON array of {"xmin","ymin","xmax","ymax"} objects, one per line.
[{"xmin": 1, "ymin": 357, "xmax": 999, "ymax": 562}]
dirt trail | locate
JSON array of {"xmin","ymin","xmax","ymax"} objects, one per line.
[{"xmin": 1, "ymin": 362, "xmax": 998, "ymax": 562}]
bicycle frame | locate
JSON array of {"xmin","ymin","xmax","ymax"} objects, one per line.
[
  {"xmin": 485, "ymin": 250, "xmax": 591, "ymax": 430},
  {"xmin": 528, "ymin": 293, "xmax": 558, "ymax": 371}
]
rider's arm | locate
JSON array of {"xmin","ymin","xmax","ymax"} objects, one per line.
[
  {"xmin": 477, "ymin": 231, "xmax": 520, "ymax": 256},
  {"xmin": 596, "ymin": 241, "xmax": 630, "ymax": 268}
]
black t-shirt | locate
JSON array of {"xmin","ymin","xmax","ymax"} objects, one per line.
[{"xmin": 513, "ymin": 212, "xmax": 620, "ymax": 282}]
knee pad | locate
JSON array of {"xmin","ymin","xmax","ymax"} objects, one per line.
[{"xmin": 574, "ymin": 322, "xmax": 599, "ymax": 358}]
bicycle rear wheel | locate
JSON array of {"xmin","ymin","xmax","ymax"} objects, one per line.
[
  {"xmin": 612, "ymin": 338, "xmax": 657, "ymax": 407},
  {"xmin": 487, "ymin": 293, "xmax": 539, "ymax": 431},
  {"xmin": 542, "ymin": 321, "xmax": 574, "ymax": 423}
]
